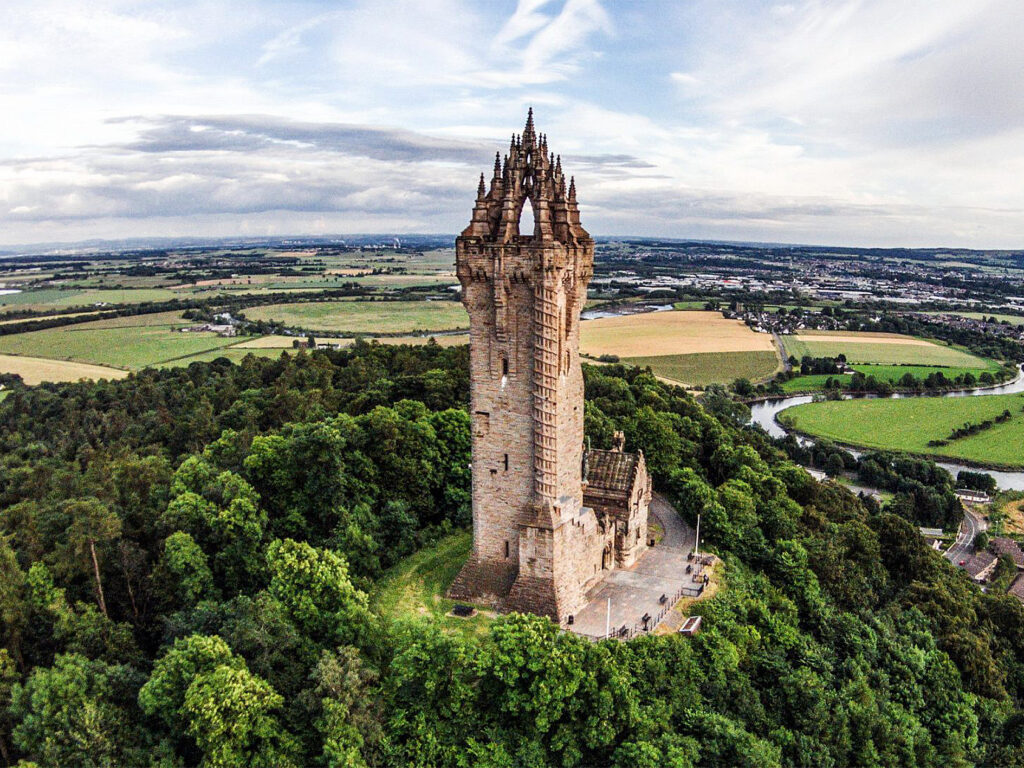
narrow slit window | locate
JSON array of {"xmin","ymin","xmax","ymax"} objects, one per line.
[
  {"xmin": 505, "ymin": 540, "xmax": 510, "ymax": 558},
  {"xmin": 501, "ymin": 357, "xmax": 509, "ymax": 376},
  {"xmin": 504, "ymin": 454, "xmax": 509, "ymax": 471}
]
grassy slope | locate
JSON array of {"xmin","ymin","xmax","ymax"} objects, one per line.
[
  {"xmin": 625, "ymin": 350, "xmax": 780, "ymax": 386},
  {"xmin": 243, "ymin": 300, "xmax": 469, "ymax": 334},
  {"xmin": 369, "ymin": 531, "xmax": 492, "ymax": 638},
  {"xmin": 778, "ymin": 392, "xmax": 1024, "ymax": 468}
]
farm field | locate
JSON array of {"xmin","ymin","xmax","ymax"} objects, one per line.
[
  {"xmin": 779, "ymin": 362, "xmax": 1003, "ymax": 392},
  {"xmin": 0, "ymin": 312, "xmax": 237, "ymax": 370},
  {"xmin": 927, "ymin": 311, "xmax": 1024, "ymax": 326},
  {"xmin": 156, "ymin": 347, "xmax": 289, "ymax": 368},
  {"xmin": 778, "ymin": 392, "xmax": 1024, "ymax": 469},
  {"xmin": 581, "ymin": 310, "xmax": 780, "ymax": 385},
  {"xmin": 242, "ymin": 300, "xmax": 469, "ymax": 334},
  {"xmin": 0, "ymin": 354, "xmax": 130, "ymax": 384},
  {"xmin": 0, "ymin": 287, "xmax": 181, "ymax": 313},
  {"xmin": 626, "ymin": 351, "xmax": 780, "ymax": 386},
  {"xmin": 782, "ymin": 330, "xmax": 988, "ymax": 368}
]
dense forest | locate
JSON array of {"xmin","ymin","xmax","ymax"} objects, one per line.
[{"xmin": 0, "ymin": 343, "xmax": 1022, "ymax": 767}]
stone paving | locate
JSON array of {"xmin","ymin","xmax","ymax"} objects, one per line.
[{"xmin": 570, "ymin": 494, "xmax": 699, "ymax": 638}]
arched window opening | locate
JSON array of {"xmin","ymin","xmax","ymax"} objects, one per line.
[{"xmin": 518, "ymin": 196, "xmax": 535, "ymax": 236}]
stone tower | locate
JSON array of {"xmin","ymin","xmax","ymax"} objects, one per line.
[{"xmin": 449, "ymin": 110, "xmax": 602, "ymax": 621}]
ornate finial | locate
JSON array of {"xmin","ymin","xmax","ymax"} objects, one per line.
[
  {"xmin": 477, "ymin": 173, "xmax": 486, "ymax": 198},
  {"xmin": 568, "ymin": 176, "xmax": 577, "ymax": 202},
  {"xmin": 525, "ymin": 106, "xmax": 534, "ymax": 134},
  {"xmin": 555, "ymin": 155, "xmax": 562, "ymax": 175},
  {"xmin": 493, "ymin": 152, "xmax": 501, "ymax": 175}
]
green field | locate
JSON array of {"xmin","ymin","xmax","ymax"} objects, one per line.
[
  {"xmin": 778, "ymin": 392, "xmax": 1024, "ymax": 468},
  {"xmin": 0, "ymin": 313, "xmax": 237, "ymax": 370},
  {"xmin": 369, "ymin": 531, "xmax": 492, "ymax": 638},
  {"xmin": 624, "ymin": 350, "xmax": 780, "ymax": 386},
  {"xmin": 156, "ymin": 346, "xmax": 291, "ymax": 368},
  {"xmin": 779, "ymin": 373, "xmax": 853, "ymax": 392},
  {"xmin": 928, "ymin": 311, "xmax": 1024, "ymax": 326},
  {"xmin": 779, "ymin": 362, "xmax": 1003, "ymax": 392},
  {"xmin": 243, "ymin": 300, "xmax": 469, "ymax": 334},
  {"xmin": 782, "ymin": 333, "xmax": 987, "ymax": 368},
  {"xmin": 0, "ymin": 287, "xmax": 181, "ymax": 313}
]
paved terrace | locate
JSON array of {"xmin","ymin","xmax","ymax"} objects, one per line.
[{"xmin": 570, "ymin": 494, "xmax": 700, "ymax": 638}]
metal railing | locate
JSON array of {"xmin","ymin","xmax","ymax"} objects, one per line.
[{"xmin": 573, "ymin": 576, "xmax": 707, "ymax": 642}]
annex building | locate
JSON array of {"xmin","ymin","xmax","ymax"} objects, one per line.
[{"xmin": 449, "ymin": 111, "xmax": 652, "ymax": 624}]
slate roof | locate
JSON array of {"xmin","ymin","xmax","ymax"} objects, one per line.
[
  {"xmin": 989, "ymin": 537, "xmax": 1024, "ymax": 568},
  {"xmin": 1009, "ymin": 574, "xmax": 1024, "ymax": 603},
  {"xmin": 585, "ymin": 449, "xmax": 638, "ymax": 493},
  {"xmin": 962, "ymin": 550, "xmax": 998, "ymax": 579}
]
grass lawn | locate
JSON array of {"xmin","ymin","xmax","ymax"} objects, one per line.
[
  {"xmin": 369, "ymin": 531, "xmax": 493, "ymax": 638},
  {"xmin": 778, "ymin": 392, "xmax": 1024, "ymax": 469},
  {"xmin": 781, "ymin": 331, "xmax": 987, "ymax": 368},
  {"xmin": 243, "ymin": 300, "xmax": 469, "ymax": 334},
  {"xmin": 625, "ymin": 350, "xmax": 780, "ymax": 386}
]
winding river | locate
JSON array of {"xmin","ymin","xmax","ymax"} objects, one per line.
[{"xmin": 749, "ymin": 366, "xmax": 1024, "ymax": 491}]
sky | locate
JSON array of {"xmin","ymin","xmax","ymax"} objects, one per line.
[{"xmin": 2, "ymin": 0, "xmax": 1024, "ymax": 249}]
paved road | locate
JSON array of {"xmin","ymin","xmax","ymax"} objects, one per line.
[
  {"xmin": 944, "ymin": 505, "xmax": 986, "ymax": 563},
  {"xmin": 571, "ymin": 494, "xmax": 697, "ymax": 638}
]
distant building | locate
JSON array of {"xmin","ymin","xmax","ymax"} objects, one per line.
[
  {"xmin": 180, "ymin": 323, "xmax": 236, "ymax": 337},
  {"xmin": 955, "ymin": 489, "xmax": 991, "ymax": 504}
]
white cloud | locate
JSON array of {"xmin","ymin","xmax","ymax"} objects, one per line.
[{"xmin": 0, "ymin": 0, "xmax": 1023, "ymax": 247}]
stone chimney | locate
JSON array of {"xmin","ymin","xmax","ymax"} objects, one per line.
[{"xmin": 612, "ymin": 431, "xmax": 626, "ymax": 452}]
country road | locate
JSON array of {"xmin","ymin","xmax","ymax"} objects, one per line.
[
  {"xmin": 944, "ymin": 506, "xmax": 987, "ymax": 564},
  {"xmin": 772, "ymin": 331, "xmax": 792, "ymax": 373}
]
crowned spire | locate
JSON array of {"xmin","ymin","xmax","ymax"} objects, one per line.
[{"xmin": 477, "ymin": 173, "xmax": 486, "ymax": 198}]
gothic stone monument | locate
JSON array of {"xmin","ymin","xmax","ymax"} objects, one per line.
[{"xmin": 448, "ymin": 110, "xmax": 652, "ymax": 624}]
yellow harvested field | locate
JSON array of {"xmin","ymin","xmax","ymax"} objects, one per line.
[
  {"xmin": 793, "ymin": 331, "xmax": 934, "ymax": 346},
  {"xmin": 0, "ymin": 354, "xmax": 129, "ymax": 385},
  {"xmin": 580, "ymin": 311, "xmax": 773, "ymax": 358}
]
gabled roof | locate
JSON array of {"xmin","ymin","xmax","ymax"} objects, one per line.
[
  {"xmin": 962, "ymin": 550, "xmax": 997, "ymax": 579},
  {"xmin": 1009, "ymin": 574, "xmax": 1024, "ymax": 603},
  {"xmin": 990, "ymin": 537, "xmax": 1024, "ymax": 568},
  {"xmin": 586, "ymin": 449, "xmax": 639, "ymax": 493}
]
